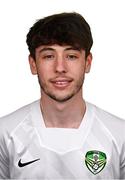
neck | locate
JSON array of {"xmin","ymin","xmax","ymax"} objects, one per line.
[{"xmin": 40, "ymin": 89, "xmax": 86, "ymax": 128}]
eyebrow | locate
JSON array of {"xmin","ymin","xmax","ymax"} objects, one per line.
[
  {"xmin": 64, "ymin": 47, "xmax": 81, "ymax": 51},
  {"xmin": 39, "ymin": 48, "xmax": 54, "ymax": 53},
  {"xmin": 39, "ymin": 47, "xmax": 81, "ymax": 53}
]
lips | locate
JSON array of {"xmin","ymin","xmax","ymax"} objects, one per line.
[{"xmin": 50, "ymin": 78, "xmax": 73, "ymax": 89}]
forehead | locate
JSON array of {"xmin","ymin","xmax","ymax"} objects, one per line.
[{"xmin": 36, "ymin": 44, "xmax": 84, "ymax": 53}]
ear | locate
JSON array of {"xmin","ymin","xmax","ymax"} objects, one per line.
[
  {"xmin": 28, "ymin": 55, "xmax": 38, "ymax": 75},
  {"xmin": 85, "ymin": 53, "xmax": 92, "ymax": 73}
]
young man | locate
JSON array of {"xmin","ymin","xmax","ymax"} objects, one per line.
[{"xmin": 0, "ymin": 12, "xmax": 125, "ymax": 179}]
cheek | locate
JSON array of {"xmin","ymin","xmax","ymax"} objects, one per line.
[
  {"xmin": 71, "ymin": 63, "xmax": 85, "ymax": 77},
  {"xmin": 37, "ymin": 66, "xmax": 53, "ymax": 83},
  {"xmin": 38, "ymin": 62, "xmax": 54, "ymax": 72}
]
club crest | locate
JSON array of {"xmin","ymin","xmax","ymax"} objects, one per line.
[{"xmin": 85, "ymin": 150, "xmax": 107, "ymax": 175}]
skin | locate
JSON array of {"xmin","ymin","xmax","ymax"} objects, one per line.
[{"xmin": 29, "ymin": 44, "xmax": 92, "ymax": 128}]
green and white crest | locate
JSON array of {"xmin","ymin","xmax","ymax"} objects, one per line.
[{"xmin": 85, "ymin": 150, "xmax": 107, "ymax": 175}]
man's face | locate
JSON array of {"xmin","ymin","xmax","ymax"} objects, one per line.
[{"xmin": 29, "ymin": 44, "xmax": 92, "ymax": 102}]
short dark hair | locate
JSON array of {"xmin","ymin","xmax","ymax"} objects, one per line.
[{"xmin": 26, "ymin": 12, "xmax": 93, "ymax": 59}]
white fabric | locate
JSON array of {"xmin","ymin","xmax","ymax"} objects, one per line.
[{"xmin": 0, "ymin": 99, "xmax": 125, "ymax": 179}]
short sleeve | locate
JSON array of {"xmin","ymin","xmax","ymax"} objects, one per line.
[
  {"xmin": 0, "ymin": 128, "xmax": 10, "ymax": 179},
  {"xmin": 120, "ymin": 132, "xmax": 125, "ymax": 179}
]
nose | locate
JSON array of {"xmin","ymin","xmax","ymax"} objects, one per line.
[{"xmin": 54, "ymin": 56, "xmax": 68, "ymax": 74}]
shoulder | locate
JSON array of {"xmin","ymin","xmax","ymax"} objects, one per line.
[
  {"xmin": 87, "ymin": 102, "xmax": 125, "ymax": 145},
  {"xmin": 0, "ymin": 100, "xmax": 40, "ymax": 135},
  {"xmin": 91, "ymin": 102, "xmax": 125, "ymax": 128},
  {"xmin": 87, "ymin": 102, "xmax": 125, "ymax": 126}
]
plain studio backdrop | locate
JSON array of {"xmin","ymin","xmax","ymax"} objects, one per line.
[{"xmin": 0, "ymin": 0, "xmax": 125, "ymax": 120}]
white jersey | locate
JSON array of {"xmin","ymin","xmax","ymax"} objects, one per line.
[{"xmin": 0, "ymin": 100, "xmax": 125, "ymax": 179}]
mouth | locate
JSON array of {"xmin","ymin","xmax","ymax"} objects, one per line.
[{"xmin": 50, "ymin": 78, "xmax": 73, "ymax": 89}]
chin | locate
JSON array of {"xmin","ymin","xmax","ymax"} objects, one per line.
[{"xmin": 48, "ymin": 92, "xmax": 75, "ymax": 103}]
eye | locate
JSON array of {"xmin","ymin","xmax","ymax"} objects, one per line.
[
  {"xmin": 42, "ymin": 54, "xmax": 55, "ymax": 60},
  {"xmin": 66, "ymin": 54, "xmax": 78, "ymax": 60}
]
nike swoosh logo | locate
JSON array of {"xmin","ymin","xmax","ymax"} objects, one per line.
[{"xmin": 18, "ymin": 158, "xmax": 40, "ymax": 167}]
